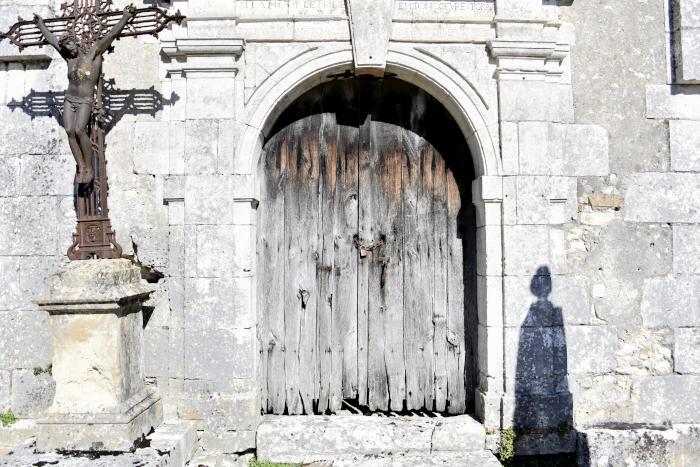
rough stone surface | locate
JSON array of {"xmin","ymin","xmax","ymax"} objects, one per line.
[
  {"xmin": 579, "ymin": 426, "xmax": 700, "ymax": 467},
  {"xmin": 625, "ymin": 173, "xmax": 700, "ymax": 223},
  {"xmin": 675, "ymin": 328, "xmax": 700, "ymax": 375},
  {"xmin": 673, "ymin": 224, "xmax": 700, "ymax": 274},
  {"xmin": 257, "ymin": 415, "xmax": 486, "ymax": 463},
  {"xmin": 642, "ymin": 275, "xmax": 700, "ymax": 328},
  {"xmin": 632, "ymin": 376, "xmax": 700, "ymax": 424},
  {"xmin": 670, "ymin": 120, "xmax": 700, "ymax": 171}
]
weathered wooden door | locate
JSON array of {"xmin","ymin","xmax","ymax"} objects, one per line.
[{"xmin": 257, "ymin": 78, "xmax": 476, "ymax": 415}]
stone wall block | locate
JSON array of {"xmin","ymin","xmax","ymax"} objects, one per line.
[
  {"xmin": 676, "ymin": 28, "xmax": 700, "ymax": 82},
  {"xmin": 625, "ymin": 173, "xmax": 700, "ymax": 223},
  {"xmin": 503, "ymin": 225, "xmax": 567, "ymax": 276},
  {"xmin": 476, "ymin": 226, "xmax": 503, "ymax": 276},
  {"xmin": 168, "ymin": 225, "xmax": 185, "ymax": 278},
  {"xmin": 186, "ymin": 77, "xmax": 235, "ymax": 120},
  {"xmin": 518, "ymin": 123, "xmax": 609, "ymax": 176},
  {"xmin": 0, "ymin": 370, "xmax": 10, "ymax": 412},
  {"xmin": 144, "ymin": 326, "xmax": 170, "ymax": 378},
  {"xmin": 515, "ymin": 176, "xmax": 577, "ymax": 225},
  {"xmin": 195, "ymin": 225, "xmax": 253, "ymax": 278},
  {"xmin": 675, "ymin": 328, "xmax": 700, "ymax": 374},
  {"xmin": 17, "ymin": 154, "xmax": 74, "ymax": 197},
  {"xmin": 232, "ymin": 328, "xmax": 255, "ymax": 379},
  {"xmin": 642, "ymin": 275, "xmax": 700, "ymax": 327},
  {"xmin": 134, "ymin": 121, "xmax": 170, "ymax": 175},
  {"xmin": 670, "ymin": 120, "xmax": 700, "ymax": 171},
  {"xmin": 477, "ymin": 275, "xmax": 503, "ymax": 327},
  {"xmin": 478, "ymin": 324, "xmax": 504, "ymax": 380},
  {"xmin": 565, "ymin": 326, "xmax": 617, "ymax": 374},
  {"xmin": 571, "ymin": 375, "xmax": 632, "ymax": 427},
  {"xmin": 499, "ymin": 81, "xmax": 574, "ymax": 123},
  {"xmin": 177, "ymin": 393, "xmax": 258, "ymax": 432},
  {"xmin": 131, "ymin": 226, "xmax": 169, "ymax": 270},
  {"xmin": 218, "ymin": 120, "xmax": 245, "ymax": 175},
  {"xmin": 504, "ymin": 326, "xmax": 566, "ymax": 393},
  {"xmin": 504, "ymin": 275, "xmax": 590, "ymax": 327},
  {"xmin": 184, "ymin": 277, "xmax": 254, "ymax": 330},
  {"xmin": 184, "ymin": 327, "xmax": 236, "ymax": 389},
  {"xmin": 674, "ymin": 225, "xmax": 700, "ymax": 274},
  {"xmin": 500, "ymin": 121, "xmax": 519, "ymax": 175},
  {"xmin": 632, "ymin": 375, "xmax": 700, "ymax": 423},
  {"xmin": 646, "ymin": 85, "xmax": 700, "ymax": 119},
  {"xmin": 169, "ymin": 121, "xmax": 186, "ymax": 174},
  {"xmin": 199, "ymin": 430, "xmax": 256, "ymax": 455},
  {"xmin": 617, "ymin": 328, "xmax": 673, "ymax": 376},
  {"xmin": 10, "ymin": 370, "xmax": 55, "ymax": 418},
  {"xmin": 0, "ymin": 197, "xmax": 58, "ymax": 256},
  {"xmin": 184, "ymin": 175, "xmax": 236, "ymax": 225},
  {"xmin": 185, "ymin": 119, "xmax": 219, "ymax": 175}
]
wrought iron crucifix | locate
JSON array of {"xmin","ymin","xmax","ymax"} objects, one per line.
[{"xmin": 1, "ymin": 1, "xmax": 184, "ymax": 260}]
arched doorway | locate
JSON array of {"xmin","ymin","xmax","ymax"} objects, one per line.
[{"xmin": 257, "ymin": 77, "xmax": 477, "ymax": 415}]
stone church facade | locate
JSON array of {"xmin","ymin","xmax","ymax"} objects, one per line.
[{"xmin": 1, "ymin": 0, "xmax": 699, "ymax": 465}]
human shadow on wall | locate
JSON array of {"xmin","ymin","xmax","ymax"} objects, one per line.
[
  {"xmin": 7, "ymin": 80, "xmax": 179, "ymax": 132},
  {"xmin": 512, "ymin": 266, "xmax": 578, "ymax": 462}
]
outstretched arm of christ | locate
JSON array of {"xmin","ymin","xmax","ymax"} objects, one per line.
[
  {"xmin": 33, "ymin": 15, "xmax": 61, "ymax": 51},
  {"xmin": 93, "ymin": 5, "xmax": 137, "ymax": 56}
]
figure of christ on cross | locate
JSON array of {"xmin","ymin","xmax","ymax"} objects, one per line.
[{"xmin": 33, "ymin": 5, "xmax": 136, "ymax": 185}]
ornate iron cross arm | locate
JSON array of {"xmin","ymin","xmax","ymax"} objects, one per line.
[{"xmin": 1, "ymin": 6, "xmax": 184, "ymax": 51}]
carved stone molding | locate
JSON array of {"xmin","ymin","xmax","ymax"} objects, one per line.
[
  {"xmin": 346, "ymin": 0, "xmax": 395, "ymax": 77},
  {"xmin": 488, "ymin": 38, "xmax": 570, "ymax": 81},
  {"xmin": 161, "ymin": 37, "xmax": 245, "ymax": 77}
]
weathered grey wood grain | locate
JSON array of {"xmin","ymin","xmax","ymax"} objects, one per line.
[
  {"xmin": 317, "ymin": 110, "xmax": 338, "ymax": 414},
  {"xmin": 259, "ymin": 132, "xmax": 288, "ymax": 414},
  {"xmin": 258, "ymin": 78, "xmax": 475, "ymax": 415},
  {"xmin": 446, "ymin": 169, "xmax": 467, "ymax": 414},
  {"xmin": 432, "ymin": 145, "xmax": 449, "ymax": 413},
  {"xmin": 356, "ymin": 87, "xmax": 372, "ymax": 407},
  {"xmin": 334, "ymin": 107, "xmax": 360, "ymax": 407},
  {"xmin": 368, "ymin": 111, "xmax": 406, "ymax": 412}
]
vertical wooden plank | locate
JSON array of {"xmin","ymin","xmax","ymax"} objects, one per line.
[
  {"xmin": 432, "ymin": 144, "xmax": 449, "ymax": 413},
  {"xmin": 300, "ymin": 114, "xmax": 322, "ymax": 414},
  {"xmin": 334, "ymin": 82, "xmax": 360, "ymax": 409},
  {"xmin": 284, "ymin": 115, "xmax": 321, "ymax": 414},
  {"xmin": 317, "ymin": 108, "xmax": 338, "ymax": 414},
  {"xmin": 356, "ymin": 82, "xmax": 371, "ymax": 407},
  {"xmin": 368, "ymin": 88, "xmax": 406, "ymax": 412},
  {"xmin": 402, "ymin": 93, "xmax": 437, "ymax": 411},
  {"xmin": 259, "ymin": 130, "xmax": 288, "ymax": 414},
  {"xmin": 446, "ymin": 167, "xmax": 467, "ymax": 414}
]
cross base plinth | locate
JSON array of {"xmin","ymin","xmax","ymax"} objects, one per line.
[
  {"xmin": 33, "ymin": 259, "xmax": 161, "ymax": 452},
  {"xmin": 37, "ymin": 387, "xmax": 163, "ymax": 452}
]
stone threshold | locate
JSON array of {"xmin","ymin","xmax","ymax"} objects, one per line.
[{"xmin": 256, "ymin": 414, "xmax": 497, "ymax": 465}]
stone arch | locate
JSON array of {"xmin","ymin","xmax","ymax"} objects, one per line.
[{"xmin": 237, "ymin": 45, "xmax": 500, "ymax": 179}]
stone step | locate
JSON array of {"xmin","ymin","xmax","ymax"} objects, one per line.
[
  {"xmin": 256, "ymin": 414, "xmax": 488, "ymax": 464},
  {"xmin": 331, "ymin": 451, "xmax": 502, "ymax": 466}
]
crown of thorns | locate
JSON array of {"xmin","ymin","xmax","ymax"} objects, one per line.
[{"xmin": 58, "ymin": 32, "xmax": 80, "ymax": 47}]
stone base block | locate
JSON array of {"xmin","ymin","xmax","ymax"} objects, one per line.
[
  {"xmin": 578, "ymin": 425, "xmax": 700, "ymax": 467},
  {"xmin": 37, "ymin": 388, "xmax": 163, "ymax": 452},
  {"xmin": 257, "ymin": 414, "xmax": 486, "ymax": 464}
]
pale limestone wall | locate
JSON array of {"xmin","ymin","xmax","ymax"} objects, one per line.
[{"xmin": 0, "ymin": 0, "xmax": 699, "ymax": 459}]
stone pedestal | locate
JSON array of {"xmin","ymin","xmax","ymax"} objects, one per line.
[{"xmin": 32, "ymin": 259, "xmax": 162, "ymax": 452}]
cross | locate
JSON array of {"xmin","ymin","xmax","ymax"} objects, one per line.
[{"xmin": 1, "ymin": 1, "xmax": 184, "ymax": 260}]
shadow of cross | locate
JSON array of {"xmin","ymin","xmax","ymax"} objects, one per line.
[{"xmin": 7, "ymin": 83, "xmax": 180, "ymax": 133}]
